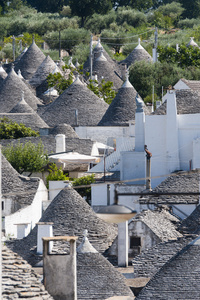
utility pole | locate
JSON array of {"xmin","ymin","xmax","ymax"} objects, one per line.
[
  {"xmin": 11, "ymin": 35, "xmax": 15, "ymax": 61},
  {"xmin": 59, "ymin": 31, "xmax": 61, "ymax": 59},
  {"xmin": 152, "ymin": 27, "xmax": 158, "ymax": 63},
  {"xmin": 90, "ymin": 34, "xmax": 93, "ymax": 80}
]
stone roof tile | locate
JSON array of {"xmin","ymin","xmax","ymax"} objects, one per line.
[{"xmin": 41, "ymin": 78, "xmax": 108, "ymax": 127}]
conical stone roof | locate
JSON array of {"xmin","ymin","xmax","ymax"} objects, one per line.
[
  {"xmin": 1, "ymin": 154, "xmax": 39, "ymax": 212},
  {"xmin": 49, "ymin": 123, "xmax": 79, "ymax": 138},
  {"xmin": 41, "ymin": 76, "xmax": 108, "ymax": 127},
  {"xmin": 83, "ymin": 39, "xmax": 122, "ymax": 78},
  {"xmin": 0, "ymin": 67, "xmax": 42, "ymax": 113},
  {"xmin": 77, "ymin": 252, "xmax": 133, "ymax": 300},
  {"xmin": 121, "ymin": 40, "xmax": 153, "ymax": 67},
  {"xmin": 9, "ymin": 92, "xmax": 35, "ymax": 113},
  {"xmin": 98, "ymin": 76, "xmax": 149, "ymax": 126},
  {"xmin": 15, "ymin": 40, "xmax": 46, "ymax": 80},
  {"xmin": 93, "ymin": 51, "xmax": 123, "ymax": 90},
  {"xmin": 6, "ymin": 186, "xmax": 118, "ymax": 266},
  {"xmin": 29, "ymin": 55, "xmax": 62, "ymax": 88}
]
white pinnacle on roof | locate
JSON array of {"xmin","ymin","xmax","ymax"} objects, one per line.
[
  {"xmin": 77, "ymin": 230, "xmax": 98, "ymax": 253},
  {"xmin": 72, "ymin": 74, "xmax": 83, "ymax": 85},
  {"xmin": 43, "ymin": 87, "xmax": 59, "ymax": 96},
  {"xmin": 18, "ymin": 70, "xmax": 24, "ymax": 79},
  {"xmin": 0, "ymin": 64, "xmax": 6, "ymax": 74},
  {"xmin": 96, "ymin": 49, "xmax": 107, "ymax": 62},
  {"xmin": 122, "ymin": 69, "xmax": 133, "ymax": 88},
  {"xmin": 74, "ymin": 59, "xmax": 80, "ymax": 68},
  {"xmin": 68, "ymin": 56, "xmax": 75, "ymax": 68},
  {"xmin": 94, "ymin": 37, "xmax": 103, "ymax": 51},
  {"xmin": 187, "ymin": 37, "xmax": 199, "ymax": 48},
  {"xmin": 135, "ymin": 38, "xmax": 144, "ymax": 50}
]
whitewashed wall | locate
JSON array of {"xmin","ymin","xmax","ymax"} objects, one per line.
[
  {"xmin": 178, "ymin": 113, "xmax": 200, "ymax": 170},
  {"xmin": 4, "ymin": 179, "xmax": 48, "ymax": 238},
  {"xmin": 75, "ymin": 126, "xmax": 131, "ymax": 145}
]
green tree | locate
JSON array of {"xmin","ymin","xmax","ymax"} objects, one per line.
[
  {"xmin": 26, "ymin": 0, "xmax": 68, "ymax": 13},
  {"xmin": 0, "ymin": 117, "xmax": 39, "ymax": 139},
  {"xmin": 72, "ymin": 174, "xmax": 95, "ymax": 204},
  {"xmin": 87, "ymin": 79, "xmax": 116, "ymax": 104},
  {"xmin": 46, "ymin": 163, "xmax": 69, "ymax": 188},
  {"xmin": 47, "ymin": 71, "xmax": 73, "ymax": 95},
  {"xmin": 2, "ymin": 140, "xmax": 49, "ymax": 176},
  {"xmin": 129, "ymin": 60, "xmax": 200, "ymax": 100},
  {"xmin": 157, "ymin": 45, "xmax": 200, "ymax": 68},
  {"xmin": 179, "ymin": 0, "xmax": 200, "ymax": 19},
  {"xmin": 69, "ymin": 0, "xmax": 112, "ymax": 27}
]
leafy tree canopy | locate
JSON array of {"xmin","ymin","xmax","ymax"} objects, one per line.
[
  {"xmin": 0, "ymin": 117, "xmax": 39, "ymax": 139},
  {"xmin": 2, "ymin": 140, "xmax": 49, "ymax": 175},
  {"xmin": 69, "ymin": 0, "xmax": 112, "ymax": 27},
  {"xmin": 129, "ymin": 60, "xmax": 200, "ymax": 101},
  {"xmin": 158, "ymin": 45, "xmax": 200, "ymax": 68},
  {"xmin": 26, "ymin": 0, "xmax": 68, "ymax": 13}
]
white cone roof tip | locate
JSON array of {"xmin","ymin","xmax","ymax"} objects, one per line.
[
  {"xmin": 187, "ymin": 37, "xmax": 199, "ymax": 47},
  {"xmin": 0, "ymin": 65, "xmax": 5, "ymax": 73},
  {"xmin": 52, "ymin": 64, "xmax": 61, "ymax": 75},
  {"xmin": 135, "ymin": 38, "xmax": 145, "ymax": 50},
  {"xmin": 96, "ymin": 50, "xmax": 107, "ymax": 62},
  {"xmin": 18, "ymin": 70, "xmax": 24, "ymax": 79},
  {"xmin": 75, "ymin": 59, "xmax": 80, "ymax": 68},
  {"xmin": 94, "ymin": 38, "xmax": 103, "ymax": 51},
  {"xmin": 68, "ymin": 57, "xmax": 75, "ymax": 68},
  {"xmin": 77, "ymin": 230, "xmax": 98, "ymax": 253},
  {"xmin": 72, "ymin": 74, "xmax": 84, "ymax": 85},
  {"xmin": 122, "ymin": 71, "xmax": 133, "ymax": 88},
  {"xmin": 43, "ymin": 87, "xmax": 59, "ymax": 96}
]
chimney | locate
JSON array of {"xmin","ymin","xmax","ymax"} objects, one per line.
[
  {"xmin": 15, "ymin": 223, "xmax": 30, "ymax": 239},
  {"xmin": 43, "ymin": 236, "xmax": 78, "ymax": 300},
  {"xmin": 135, "ymin": 93, "xmax": 145, "ymax": 152},
  {"xmin": 37, "ymin": 222, "xmax": 53, "ymax": 254},
  {"xmin": 118, "ymin": 221, "xmax": 128, "ymax": 267},
  {"xmin": 55, "ymin": 134, "xmax": 65, "ymax": 153}
]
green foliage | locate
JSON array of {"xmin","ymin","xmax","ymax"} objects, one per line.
[
  {"xmin": 2, "ymin": 140, "xmax": 49, "ymax": 175},
  {"xmin": 178, "ymin": 18, "xmax": 200, "ymax": 29},
  {"xmin": 46, "ymin": 163, "xmax": 69, "ymax": 188},
  {"xmin": 69, "ymin": 0, "xmax": 112, "ymax": 27},
  {"xmin": 0, "ymin": 117, "xmax": 39, "ymax": 139},
  {"xmin": 87, "ymin": 79, "xmax": 116, "ymax": 104},
  {"xmin": 44, "ymin": 28, "xmax": 90, "ymax": 54},
  {"xmin": 179, "ymin": 0, "xmax": 200, "ymax": 19},
  {"xmin": 116, "ymin": 7, "xmax": 147, "ymax": 27},
  {"xmin": 26, "ymin": 0, "xmax": 67, "ymax": 13},
  {"xmin": 71, "ymin": 43, "xmax": 90, "ymax": 64},
  {"xmin": 129, "ymin": 60, "xmax": 200, "ymax": 100},
  {"xmin": 47, "ymin": 72, "xmax": 73, "ymax": 95},
  {"xmin": 85, "ymin": 11, "xmax": 116, "ymax": 34},
  {"xmin": 72, "ymin": 174, "xmax": 95, "ymax": 204},
  {"xmin": 157, "ymin": 45, "xmax": 200, "ymax": 68}
]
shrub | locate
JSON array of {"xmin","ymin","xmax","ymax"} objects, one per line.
[
  {"xmin": 0, "ymin": 117, "xmax": 39, "ymax": 139},
  {"xmin": 2, "ymin": 140, "xmax": 49, "ymax": 175},
  {"xmin": 72, "ymin": 174, "xmax": 95, "ymax": 204},
  {"xmin": 46, "ymin": 163, "xmax": 69, "ymax": 188}
]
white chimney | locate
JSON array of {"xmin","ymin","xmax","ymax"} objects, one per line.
[
  {"xmin": 37, "ymin": 222, "xmax": 53, "ymax": 254},
  {"xmin": 15, "ymin": 223, "xmax": 30, "ymax": 239},
  {"xmin": 118, "ymin": 221, "xmax": 128, "ymax": 267},
  {"xmin": 55, "ymin": 134, "xmax": 65, "ymax": 153}
]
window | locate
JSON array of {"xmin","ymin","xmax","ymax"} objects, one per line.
[{"xmin": 130, "ymin": 236, "xmax": 141, "ymax": 248}]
